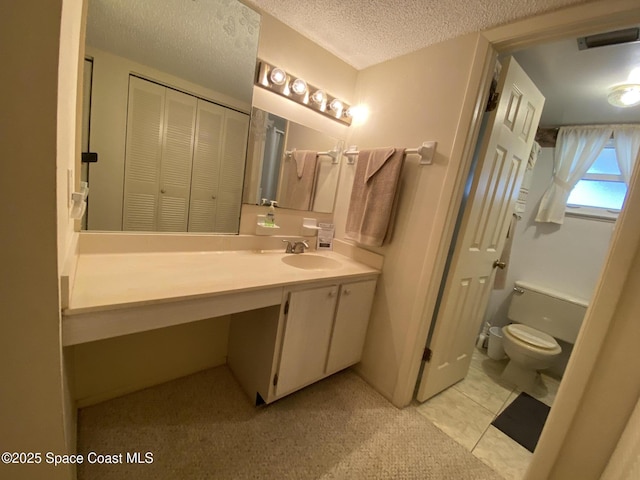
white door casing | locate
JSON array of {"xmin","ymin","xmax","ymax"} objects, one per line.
[{"xmin": 417, "ymin": 57, "xmax": 545, "ymax": 402}]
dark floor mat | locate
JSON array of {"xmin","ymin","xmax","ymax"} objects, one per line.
[{"xmin": 491, "ymin": 392, "xmax": 550, "ymax": 452}]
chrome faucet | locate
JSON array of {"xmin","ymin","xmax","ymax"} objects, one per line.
[
  {"xmin": 282, "ymin": 239, "xmax": 309, "ymax": 254},
  {"xmin": 282, "ymin": 240, "xmax": 294, "ymax": 253},
  {"xmin": 292, "ymin": 240, "xmax": 309, "ymax": 254}
]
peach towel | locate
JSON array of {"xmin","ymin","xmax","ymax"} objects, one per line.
[
  {"xmin": 278, "ymin": 150, "xmax": 318, "ymax": 210},
  {"xmin": 345, "ymin": 147, "xmax": 405, "ymax": 247}
]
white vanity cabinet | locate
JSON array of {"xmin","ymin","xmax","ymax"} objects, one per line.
[
  {"xmin": 227, "ymin": 276, "xmax": 378, "ymax": 405},
  {"xmin": 275, "ymin": 284, "xmax": 339, "ymax": 397}
]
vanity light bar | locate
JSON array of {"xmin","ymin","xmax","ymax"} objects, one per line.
[{"xmin": 256, "ymin": 61, "xmax": 353, "ymax": 126}]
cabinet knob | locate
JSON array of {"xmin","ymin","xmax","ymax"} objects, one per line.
[
  {"xmin": 328, "ymin": 290, "xmax": 336, "ymax": 297},
  {"xmin": 160, "ymin": 189, "xmax": 166, "ymax": 194},
  {"xmin": 343, "ymin": 288, "xmax": 351, "ymax": 295},
  {"xmin": 211, "ymin": 195, "xmax": 217, "ymax": 200}
]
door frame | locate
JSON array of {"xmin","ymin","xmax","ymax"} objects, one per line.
[{"xmin": 398, "ymin": 0, "xmax": 640, "ymax": 476}]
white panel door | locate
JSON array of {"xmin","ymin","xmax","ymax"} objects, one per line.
[
  {"xmin": 417, "ymin": 57, "xmax": 545, "ymax": 402},
  {"xmin": 157, "ymin": 89, "xmax": 197, "ymax": 232},
  {"xmin": 276, "ymin": 285, "xmax": 338, "ymax": 397},
  {"xmin": 215, "ymin": 109, "xmax": 249, "ymax": 233},
  {"xmin": 325, "ymin": 279, "xmax": 377, "ymax": 375},
  {"xmin": 122, "ymin": 77, "xmax": 165, "ymax": 231},
  {"xmin": 188, "ymin": 99, "xmax": 225, "ymax": 232}
]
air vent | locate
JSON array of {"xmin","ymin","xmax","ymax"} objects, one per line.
[{"xmin": 578, "ymin": 27, "xmax": 639, "ymax": 50}]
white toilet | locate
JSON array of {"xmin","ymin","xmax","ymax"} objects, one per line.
[{"xmin": 501, "ymin": 281, "xmax": 588, "ymax": 391}]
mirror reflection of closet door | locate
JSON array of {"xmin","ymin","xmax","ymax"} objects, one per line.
[
  {"xmin": 188, "ymin": 101, "xmax": 224, "ymax": 232},
  {"xmin": 122, "ymin": 77, "xmax": 197, "ymax": 231}
]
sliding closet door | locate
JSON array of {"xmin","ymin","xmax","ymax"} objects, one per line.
[
  {"xmin": 215, "ymin": 109, "xmax": 249, "ymax": 233},
  {"xmin": 188, "ymin": 100, "xmax": 224, "ymax": 232},
  {"xmin": 122, "ymin": 77, "xmax": 165, "ymax": 230},
  {"xmin": 157, "ymin": 89, "xmax": 197, "ymax": 231}
]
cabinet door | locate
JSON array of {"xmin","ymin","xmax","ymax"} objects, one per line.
[
  {"xmin": 326, "ymin": 279, "xmax": 377, "ymax": 375},
  {"xmin": 276, "ymin": 285, "xmax": 338, "ymax": 397}
]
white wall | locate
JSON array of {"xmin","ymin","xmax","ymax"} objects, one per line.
[
  {"xmin": 1, "ymin": 1, "xmax": 76, "ymax": 479},
  {"xmin": 333, "ymin": 33, "xmax": 491, "ymax": 403},
  {"xmin": 71, "ymin": 316, "xmax": 230, "ymax": 407}
]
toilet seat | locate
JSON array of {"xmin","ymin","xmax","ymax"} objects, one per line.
[{"xmin": 504, "ymin": 324, "xmax": 559, "ymax": 350}]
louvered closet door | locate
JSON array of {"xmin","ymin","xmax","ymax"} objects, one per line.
[
  {"xmin": 122, "ymin": 77, "xmax": 165, "ymax": 230},
  {"xmin": 188, "ymin": 100, "xmax": 225, "ymax": 232},
  {"xmin": 215, "ymin": 110, "xmax": 250, "ymax": 233},
  {"xmin": 157, "ymin": 89, "xmax": 197, "ymax": 231}
]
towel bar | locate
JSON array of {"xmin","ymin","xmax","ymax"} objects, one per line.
[
  {"xmin": 343, "ymin": 141, "xmax": 437, "ymax": 165},
  {"xmin": 285, "ymin": 149, "xmax": 340, "ymax": 164}
]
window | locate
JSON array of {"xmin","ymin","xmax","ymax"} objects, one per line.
[{"xmin": 566, "ymin": 146, "xmax": 627, "ymax": 220}]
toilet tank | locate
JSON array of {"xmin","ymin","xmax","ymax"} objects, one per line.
[{"xmin": 508, "ymin": 281, "xmax": 588, "ymax": 344}]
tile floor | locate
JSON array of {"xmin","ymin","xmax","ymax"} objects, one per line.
[{"xmin": 415, "ymin": 348, "xmax": 560, "ymax": 480}]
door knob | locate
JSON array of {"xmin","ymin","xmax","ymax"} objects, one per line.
[{"xmin": 493, "ymin": 260, "xmax": 506, "ymax": 269}]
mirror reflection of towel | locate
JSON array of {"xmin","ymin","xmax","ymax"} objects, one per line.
[
  {"xmin": 345, "ymin": 147, "xmax": 405, "ymax": 247},
  {"xmin": 278, "ymin": 150, "xmax": 318, "ymax": 210}
]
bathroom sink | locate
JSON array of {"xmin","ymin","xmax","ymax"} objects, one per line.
[{"xmin": 281, "ymin": 254, "xmax": 341, "ymax": 270}]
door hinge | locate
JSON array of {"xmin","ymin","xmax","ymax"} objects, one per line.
[
  {"xmin": 423, "ymin": 347, "xmax": 432, "ymax": 362},
  {"xmin": 283, "ymin": 300, "xmax": 289, "ymax": 315},
  {"xmin": 486, "ymin": 91, "xmax": 500, "ymax": 112},
  {"xmin": 273, "ymin": 374, "xmax": 278, "ymax": 387}
]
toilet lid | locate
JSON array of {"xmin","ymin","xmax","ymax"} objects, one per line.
[{"xmin": 506, "ymin": 324, "xmax": 558, "ymax": 349}]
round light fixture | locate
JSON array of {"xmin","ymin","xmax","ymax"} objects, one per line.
[
  {"xmin": 311, "ymin": 90, "xmax": 326, "ymax": 105},
  {"xmin": 269, "ymin": 67, "xmax": 286, "ymax": 86},
  {"xmin": 291, "ymin": 78, "xmax": 307, "ymax": 95},
  {"xmin": 329, "ymin": 98, "xmax": 343, "ymax": 113},
  {"xmin": 608, "ymin": 84, "xmax": 640, "ymax": 108}
]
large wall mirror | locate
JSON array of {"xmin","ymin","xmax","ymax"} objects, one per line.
[
  {"xmin": 82, "ymin": 0, "xmax": 260, "ymax": 233},
  {"xmin": 244, "ymin": 108, "xmax": 345, "ymax": 214}
]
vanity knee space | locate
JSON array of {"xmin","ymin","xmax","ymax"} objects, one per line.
[{"xmin": 228, "ymin": 276, "xmax": 377, "ymax": 405}]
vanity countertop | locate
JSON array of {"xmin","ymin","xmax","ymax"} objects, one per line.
[{"xmin": 65, "ymin": 249, "xmax": 379, "ymax": 316}]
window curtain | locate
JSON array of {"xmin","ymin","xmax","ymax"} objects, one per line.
[
  {"xmin": 613, "ymin": 125, "xmax": 640, "ymax": 186},
  {"xmin": 535, "ymin": 126, "xmax": 613, "ymax": 224}
]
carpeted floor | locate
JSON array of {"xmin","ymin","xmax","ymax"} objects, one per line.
[{"xmin": 77, "ymin": 367, "xmax": 501, "ymax": 479}]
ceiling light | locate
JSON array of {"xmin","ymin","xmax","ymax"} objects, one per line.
[
  {"xmin": 269, "ymin": 67, "xmax": 286, "ymax": 86},
  {"xmin": 291, "ymin": 78, "xmax": 307, "ymax": 95},
  {"xmin": 608, "ymin": 84, "xmax": 640, "ymax": 107}
]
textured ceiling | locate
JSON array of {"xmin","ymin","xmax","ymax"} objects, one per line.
[
  {"xmin": 85, "ymin": 0, "xmax": 260, "ymax": 104},
  {"xmin": 512, "ymin": 36, "xmax": 640, "ymax": 126},
  {"xmin": 245, "ymin": 0, "xmax": 598, "ymax": 69}
]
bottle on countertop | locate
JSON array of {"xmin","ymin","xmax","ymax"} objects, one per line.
[{"xmin": 266, "ymin": 201, "xmax": 277, "ymax": 226}]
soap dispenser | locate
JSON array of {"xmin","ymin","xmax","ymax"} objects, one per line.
[{"xmin": 266, "ymin": 201, "xmax": 277, "ymax": 226}]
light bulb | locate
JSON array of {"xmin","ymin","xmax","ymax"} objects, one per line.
[
  {"xmin": 608, "ymin": 84, "xmax": 640, "ymax": 108},
  {"xmin": 621, "ymin": 86, "xmax": 640, "ymax": 106},
  {"xmin": 291, "ymin": 78, "xmax": 307, "ymax": 95},
  {"xmin": 269, "ymin": 67, "xmax": 286, "ymax": 86},
  {"xmin": 311, "ymin": 90, "xmax": 326, "ymax": 105},
  {"xmin": 329, "ymin": 99, "xmax": 343, "ymax": 112}
]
